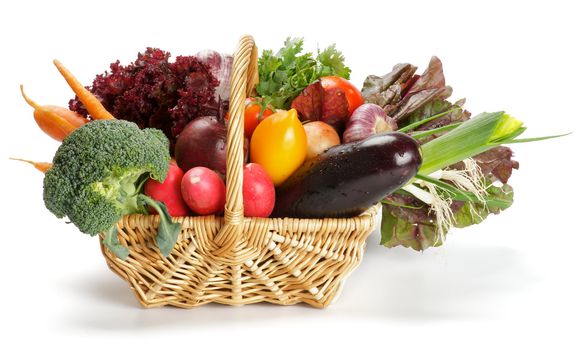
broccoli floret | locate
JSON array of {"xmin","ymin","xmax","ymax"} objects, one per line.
[{"xmin": 43, "ymin": 120, "xmax": 180, "ymax": 259}]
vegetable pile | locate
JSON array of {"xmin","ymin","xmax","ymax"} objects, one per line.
[{"xmin": 15, "ymin": 38, "xmax": 564, "ymax": 260}]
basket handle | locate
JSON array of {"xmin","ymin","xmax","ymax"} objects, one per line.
[{"xmin": 212, "ymin": 35, "xmax": 258, "ymax": 256}]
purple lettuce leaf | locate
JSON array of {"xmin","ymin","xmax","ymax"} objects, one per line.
[{"xmin": 361, "ymin": 63, "xmax": 417, "ymax": 107}]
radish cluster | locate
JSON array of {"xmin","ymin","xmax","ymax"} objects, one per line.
[{"xmin": 144, "ymin": 162, "xmax": 275, "ymax": 218}]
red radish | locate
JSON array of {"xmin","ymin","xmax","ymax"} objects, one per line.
[
  {"xmin": 144, "ymin": 162, "xmax": 191, "ymax": 217},
  {"xmin": 243, "ymin": 163, "xmax": 275, "ymax": 217},
  {"xmin": 181, "ymin": 166, "xmax": 226, "ymax": 215}
]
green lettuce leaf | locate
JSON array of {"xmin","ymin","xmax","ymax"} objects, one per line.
[
  {"xmin": 381, "ymin": 181, "xmax": 514, "ymax": 251},
  {"xmin": 380, "ymin": 206, "xmax": 442, "ymax": 251},
  {"xmin": 453, "ymin": 183, "xmax": 514, "ymax": 228}
]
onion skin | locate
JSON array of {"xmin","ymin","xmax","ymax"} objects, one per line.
[{"xmin": 343, "ymin": 103, "xmax": 397, "ymax": 143}]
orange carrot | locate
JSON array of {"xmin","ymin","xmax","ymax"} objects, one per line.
[
  {"xmin": 20, "ymin": 85, "xmax": 86, "ymax": 141},
  {"xmin": 10, "ymin": 158, "xmax": 52, "ymax": 173},
  {"xmin": 53, "ymin": 59, "xmax": 115, "ymax": 120}
]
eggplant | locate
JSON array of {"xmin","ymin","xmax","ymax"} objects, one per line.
[{"xmin": 272, "ymin": 132, "xmax": 422, "ymax": 218}]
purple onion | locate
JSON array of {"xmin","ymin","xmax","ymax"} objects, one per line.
[
  {"xmin": 343, "ymin": 103, "xmax": 398, "ymax": 143},
  {"xmin": 195, "ymin": 50, "xmax": 233, "ymax": 102}
]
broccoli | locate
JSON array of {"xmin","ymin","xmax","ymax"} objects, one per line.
[{"xmin": 43, "ymin": 119, "xmax": 181, "ymax": 259}]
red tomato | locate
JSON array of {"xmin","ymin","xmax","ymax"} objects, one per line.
[
  {"xmin": 144, "ymin": 162, "xmax": 191, "ymax": 217},
  {"xmin": 244, "ymin": 98, "xmax": 273, "ymax": 138},
  {"xmin": 226, "ymin": 98, "xmax": 274, "ymax": 138},
  {"xmin": 243, "ymin": 163, "xmax": 275, "ymax": 217},
  {"xmin": 320, "ymin": 76, "xmax": 364, "ymax": 115},
  {"xmin": 181, "ymin": 167, "xmax": 226, "ymax": 216}
]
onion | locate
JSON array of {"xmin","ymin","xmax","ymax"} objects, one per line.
[
  {"xmin": 195, "ymin": 50, "xmax": 233, "ymax": 102},
  {"xmin": 303, "ymin": 121, "xmax": 341, "ymax": 160},
  {"xmin": 343, "ymin": 103, "xmax": 397, "ymax": 143}
]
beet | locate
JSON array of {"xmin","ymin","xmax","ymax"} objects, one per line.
[
  {"xmin": 175, "ymin": 116, "xmax": 227, "ymax": 177},
  {"xmin": 175, "ymin": 116, "xmax": 248, "ymax": 178}
]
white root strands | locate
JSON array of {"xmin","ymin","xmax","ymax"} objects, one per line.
[
  {"xmin": 440, "ymin": 158, "xmax": 487, "ymax": 202},
  {"xmin": 423, "ymin": 181, "xmax": 454, "ymax": 245},
  {"xmin": 409, "ymin": 158, "xmax": 487, "ymax": 244}
]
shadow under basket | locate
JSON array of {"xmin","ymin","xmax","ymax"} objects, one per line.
[
  {"xmin": 99, "ymin": 204, "xmax": 379, "ymax": 308},
  {"xmin": 98, "ymin": 35, "xmax": 380, "ymax": 308}
]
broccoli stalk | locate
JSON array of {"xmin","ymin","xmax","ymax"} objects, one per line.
[
  {"xmin": 101, "ymin": 195, "xmax": 181, "ymax": 260},
  {"xmin": 138, "ymin": 195, "xmax": 182, "ymax": 257},
  {"xmin": 43, "ymin": 120, "xmax": 181, "ymax": 259},
  {"xmin": 95, "ymin": 170, "xmax": 181, "ymax": 258},
  {"xmin": 103, "ymin": 226, "xmax": 129, "ymax": 260},
  {"xmin": 92, "ymin": 169, "xmax": 149, "ymax": 216}
]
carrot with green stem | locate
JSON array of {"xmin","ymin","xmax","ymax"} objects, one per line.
[
  {"xmin": 20, "ymin": 85, "xmax": 87, "ymax": 141},
  {"xmin": 9, "ymin": 158, "xmax": 52, "ymax": 173},
  {"xmin": 53, "ymin": 59, "xmax": 115, "ymax": 120}
]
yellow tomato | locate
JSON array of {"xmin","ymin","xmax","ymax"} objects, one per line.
[{"xmin": 250, "ymin": 109, "xmax": 307, "ymax": 186}]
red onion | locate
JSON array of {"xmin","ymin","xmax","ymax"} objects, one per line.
[
  {"xmin": 195, "ymin": 50, "xmax": 233, "ymax": 103},
  {"xmin": 342, "ymin": 103, "xmax": 397, "ymax": 143}
]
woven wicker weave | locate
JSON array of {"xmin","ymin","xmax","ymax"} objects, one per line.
[{"xmin": 99, "ymin": 35, "xmax": 380, "ymax": 308}]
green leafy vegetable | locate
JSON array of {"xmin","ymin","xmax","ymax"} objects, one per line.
[
  {"xmin": 453, "ymin": 182, "xmax": 514, "ymax": 228},
  {"xmin": 414, "ymin": 173, "xmax": 512, "ymax": 209},
  {"xmin": 398, "ymin": 106, "xmax": 462, "ymax": 133},
  {"xmin": 418, "ymin": 112, "xmax": 526, "ymax": 176},
  {"xmin": 380, "ymin": 200, "xmax": 440, "ymax": 251},
  {"xmin": 402, "ymin": 98, "xmax": 471, "ymax": 135},
  {"xmin": 256, "ymin": 38, "xmax": 351, "ymax": 110},
  {"xmin": 316, "ymin": 44, "xmax": 351, "ymax": 78},
  {"xmin": 380, "ymin": 179, "xmax": 515, "ymax": 251},
  {"xmin": 362, "ymin": 63, "xmax": 416, "ymax": 107},
  {"xmin": 470, "ymin": 146, "xmax": 519, "ymax": 184},
  {"xmin": 409, "ymin": 122, "xmax": 462, "ymax": 140},
  {"xmin": 372, "ymin": 55, "xmax": 567, "ymax": 251},
  {"xmin": 362, "ymin": 56, "xmax": 452, "ymax": 122}
]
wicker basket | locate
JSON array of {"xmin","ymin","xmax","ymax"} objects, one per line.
[{"xmin": 99, "ymin": 35, "xmax": 380, "ymax": 308}]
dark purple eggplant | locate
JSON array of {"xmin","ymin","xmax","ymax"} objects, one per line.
[{"xmin": 272, "ymin": 132, "xmax": 422, "ymax": 218}]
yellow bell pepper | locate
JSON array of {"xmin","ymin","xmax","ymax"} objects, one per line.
[{"xmin": 250, "ymin": 109, "xmax": 306, "ymax": 186}]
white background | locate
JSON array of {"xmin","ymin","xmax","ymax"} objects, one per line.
[{"xmin": 1, "ymin": 0, "xmax": 579, "ymax": 348}]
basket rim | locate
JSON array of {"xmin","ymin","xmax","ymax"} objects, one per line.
[{"xmin": 125, "ymin": 202, "xmax": 381, "ymax": 223}]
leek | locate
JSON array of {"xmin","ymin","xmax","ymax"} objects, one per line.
[
  {"xmin": 419, "ymin": 112, "xmax": 524, "ymax": 176},
  {"xmin": 419, "ymin": 112, "xmax": 569, "ymax": 176}
]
